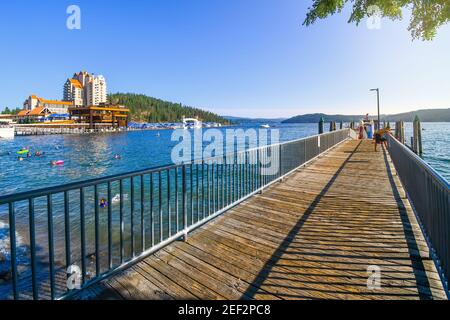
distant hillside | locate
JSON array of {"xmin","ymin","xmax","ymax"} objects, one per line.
[
  {"xmin": 109, "ymin": 93, "xmax": 231, "ymax": 124},
  {"xmin": 282, "ymin": 108, "xmax": 450, "ymax": 123}
]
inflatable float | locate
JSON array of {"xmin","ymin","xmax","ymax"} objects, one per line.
[
  {"xmin": 51, "ymin": 160, "xmax": 64, "ymax": 166},
  {"xmin": 17, "ymin": 149, "xmax": 29, "ymax": 155}
]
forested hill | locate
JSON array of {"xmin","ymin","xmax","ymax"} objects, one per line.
[
  {"xmin": 282, "ymin": 108, "xmax": 450, "ymax": 123},
  {"xmin": 109, "ymin": 93, "xmax": 231, "ymax": 124}
]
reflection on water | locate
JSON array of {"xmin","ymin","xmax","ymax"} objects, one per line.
[{"xmin": 0, "ymin": 123, "xmax": 325, "ymax": 196}]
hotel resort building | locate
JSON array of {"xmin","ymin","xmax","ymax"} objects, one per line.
[
  {"xmin": 64, "ymin": 71, "xmax": 107, "ymax": 107},
  {"xmin": 17, "ymin": 71, "xmax": 129, "ymax": 128}
]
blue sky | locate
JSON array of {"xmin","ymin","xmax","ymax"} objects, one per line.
[{"xmin": 0, "ymin": 0, "xmax": 449, "ymax": 117}]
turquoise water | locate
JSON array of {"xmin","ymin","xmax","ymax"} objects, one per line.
[
  {"xmin": 403, "ymin": 122, "xmax": 450, "ymax": 181},
  {"xmin": 0, "ymin": 122, "xmax": 448, "ymax": 298},
  {"xmin": 0, "ymin": 122, "xmax": 449, "ymax": 197},
  {"xmin": 0, "ymin": 123, "xmax": 323, "ymax": 196}
]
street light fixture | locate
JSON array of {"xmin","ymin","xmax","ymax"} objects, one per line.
[{"xmin": 370, "ymin": 88, "xmax": 380, "ymax": 130}]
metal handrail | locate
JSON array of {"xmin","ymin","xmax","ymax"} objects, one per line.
[
  {"xmin": 387, "ymin": 134, "xmax": 450, "ymax": 292},
  {"xmin": 389, "ymin": 135, "xmax": 450, "ymax": 189},
  {"xmin": 0, "ymin": 129, "xmax": 350, "ymax": 300}
]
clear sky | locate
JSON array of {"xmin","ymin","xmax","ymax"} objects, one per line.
[{"xmin": 0, "ymin": 0, "xmax": 449, "ymax": 118}]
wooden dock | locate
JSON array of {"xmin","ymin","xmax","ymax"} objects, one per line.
[{"xmin": 78, "ymin": 139, "xmax": 447, "ymax": 300}]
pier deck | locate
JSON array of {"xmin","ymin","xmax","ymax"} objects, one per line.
[{"xmin": 80, "ymin": 139, "xmax": 447, "ymax": 300}]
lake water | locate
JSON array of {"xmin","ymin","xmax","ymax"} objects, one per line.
[
  {"xmin": 0, "ymin": 122, "xmax": 449, "ymax": 196},
  {"xmin": 1, "ymin": 123, "xmax": 449, "ymax": 197},
  {"xmin": 0, "ymin": 122, "xmax": 449, "ymax": 298},
  {"xmin": 403, "ymin": 122, "xmax": 450, "ymax": 181},
  {"xmin": 0, "ymin": 123, "xmax": 324, "ymax": 196}
]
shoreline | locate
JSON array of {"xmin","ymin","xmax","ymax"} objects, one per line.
[{"xmin": 10, "ymin": 122, "xmax": 233, "ymax": 137}]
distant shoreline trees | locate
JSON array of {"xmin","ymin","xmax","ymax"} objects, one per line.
[
  {"xmin": 1, "ymin": 107, "xmax": 21, "ymax": 115},
  {"xmin": 108, "ymin": 93, "xmax": 231, "ymax": 124}
]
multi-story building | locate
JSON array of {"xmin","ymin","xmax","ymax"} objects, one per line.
[
  {"xmin": 23, "ymin": 95, "xmax": 72, "ymax": 114},
  {"xmin": 63, "ymin": 78, "xmax": 84, "ymax": 107},
  {"xmin": 19, "ymin": 71, "xmax": 111, "ymax": 122},
  {"xmin": 66, "ymin": 71, "xmax": 108, "ymax": 107},
  {"xmin": 85, "ymin": 74, "xmax": 107, "ymax": 106}
]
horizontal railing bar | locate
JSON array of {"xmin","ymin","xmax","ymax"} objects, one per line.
[
  {"xmin": 60, "ymin": 134, "xmax": 349, "ymax": 300},
  {"xmin": 389, "ymin": 134, "xmax": 450, "ymax": 190},
  {"xmin": 0, "ymin": 129, "xmax": 348, "ymax": 204}
]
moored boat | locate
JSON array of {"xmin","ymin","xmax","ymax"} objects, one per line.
[{"xmin": 0, "ymin": 126, "xmax": 14, "ymax": 139}]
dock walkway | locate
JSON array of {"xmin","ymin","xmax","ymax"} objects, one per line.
[{"xmin": 79, "ymin": 140, "xmax": 447, "ymax": 300}]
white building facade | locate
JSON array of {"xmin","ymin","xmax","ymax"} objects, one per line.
[
  {"xmin": 85, "ymin": 75, "xmax": 107, "ymax": 106},
  {"xmin": 63, "ymin": 79, "xmax": 84, "ymax": 107},
  {"xmin": 65, "ymin": 71, "xmax": 108, "ymax": 107},
  {"xmin": 23, "ymin": 95, "xmax": 72, "ymax": 114}
]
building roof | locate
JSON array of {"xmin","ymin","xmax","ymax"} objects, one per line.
[
  {"xmin": 28, "ymin": 107, "xmax": 49, "ymax": 116},
  {"xmin": 18, "ymin": 110, "xmax": 30, "ymax": 116},
  {"xmin": 26, "ymin": 94, "xmax": 73, "ymax": 106},
  {"xmin": 69, "ymin": 78, "xmax": 83, "ymax": 89},
  {"xmin": 38, "ymin": 98, "xmax": 73, "ymax": 106}
]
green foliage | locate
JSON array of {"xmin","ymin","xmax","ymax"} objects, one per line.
[
  {"xmin": 1, "ymin": 107, "xmax": 21, "ymax": 115},
  {"xmin": 108, "ymin": 93, "xmax": 231, "ymax": 124},
  {"xmin": 304, "ymin": 0, "xmax": 450, "ymax": 40}
]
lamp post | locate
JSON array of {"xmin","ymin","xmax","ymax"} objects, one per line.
[{"xmin": 370, "ymin": 88, "xmax": 380, "ymax": 130}]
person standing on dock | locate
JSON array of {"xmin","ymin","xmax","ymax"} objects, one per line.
[{"xmin": 374, "ymin": 126, "xmax": 391, "ymax": 152}]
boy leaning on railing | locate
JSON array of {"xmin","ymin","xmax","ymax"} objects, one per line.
[{"xmin": 374, "ymin": 126, "xmax": 392, "ymax": 152}]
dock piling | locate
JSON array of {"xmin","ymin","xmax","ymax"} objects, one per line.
[
  {"xmin": 318, "ymin": 117, "xmax": 324, "ymax": 134},
  {"xmin": 329, "ymin": 121, "xmax": 336, "ymax": 132},
  {"xmin": 413, "ymin": 115, "xmax": 423, "ymax": 155}
]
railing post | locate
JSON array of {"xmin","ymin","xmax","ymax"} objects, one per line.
[
  {"xmin": 182, "ymin": 164, "xmax": 188, "ymax": 241},
  {"xmin": 8, "ymin": 202, "xmax": 18, "ymax": 300},
  {"xmin": 279, "ymin": 144, "xmax": 283, "ymax": 181},
  {"xmin": 257, "ymin": 148, "xmax": 262, "ymax": 193}
]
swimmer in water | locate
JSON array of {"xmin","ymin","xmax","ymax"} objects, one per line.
[
  {"xmin": 18, "ymin": 156, "xmax": 23, "ymax": 161},
  {"xmin": 100, "ymin": 198, "xmax": 108, "ymax": 208},
  {"xmin": 27, "ymin": 152, "xmax": 31, "ymax": 158},
  {"xmin": 114, "ymin": 154, "xmax": 121, "ymax": 160},
  {"xmin": 35, "ymin": 151, "xmax": 41, "ymax": 157}
]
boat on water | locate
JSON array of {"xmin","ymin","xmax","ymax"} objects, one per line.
[
  {"xmin": 260, "ymin": 124, "xmax": 270, "ymax": 128},
  {"xmin": 358, "ymin": 118, "xmax": 375, "ymax": 139},
  {"xmin": 0, "ymin": 126, "xmax": 14, "ymax": 139},
  {"xmin": 182, "ymin": 118, "xmax": 202, "ymax": 129}
]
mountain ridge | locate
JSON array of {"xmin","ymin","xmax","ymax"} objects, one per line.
[{"xmin": 282, "ymin": 108, "xmax": 450, "ymax": 123}]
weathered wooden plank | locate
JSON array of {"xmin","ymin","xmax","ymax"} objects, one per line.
[{"xmin": 78, "ymin": 140, "xmax": 446, "ymax": 300}]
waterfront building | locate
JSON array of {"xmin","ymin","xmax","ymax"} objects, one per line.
[
  {"xmin": 67, "ymin": 71, "xmax": 108, "ymax": 107},
  {"xmin": 69, "ymin": 104, "xmax": 130, "ymax": 128},
  {"xmin": 63, "ymin": 78, "xmax": 84, "ymax": 107},
  {"xmin": 85, "ymin": 74, "xmax": 107, "ymax": 106},
  {"xmin": 18, "ymin": 71, "xmax": 120, "ymax": 127},
  {"xmin": 23, "ymin": 95, "xmax": 73, "ymax": 114}
]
